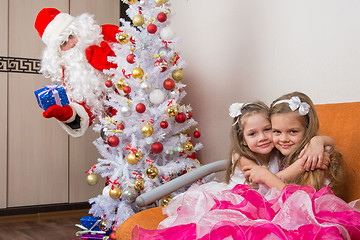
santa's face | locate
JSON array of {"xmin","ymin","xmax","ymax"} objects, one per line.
[{"xmin": 60, "ymin": 34, "xmax": 78, "ymax": 51}]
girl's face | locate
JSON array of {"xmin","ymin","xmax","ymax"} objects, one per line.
[
  {"xmin": 271, "ymin": 112, "xmax": 305, "ymax": 156},
  {"xmin": 60, "ymin": 34, "xmax": 78, "ymax": 51},
  {"xmin": 242, "ymin": 113, "xmax": 274, "ymax": 155}
]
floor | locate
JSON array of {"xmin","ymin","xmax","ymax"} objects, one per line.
[{"xmin": 0, "ymin": 209, "xmax": 90, "ymax": 240}]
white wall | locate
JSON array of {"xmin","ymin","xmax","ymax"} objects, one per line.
[{"xmin": 169, "ymin": 0, "xmax": 360, "ymax": 165}]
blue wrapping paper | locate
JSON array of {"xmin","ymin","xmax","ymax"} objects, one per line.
[
  {"xmin": 80, "ymin": 216, "xmax": 102, "ymax": 232},
  {"xmin": 34, "ymin": 83, "xmax": 69, "ymax": 111}
]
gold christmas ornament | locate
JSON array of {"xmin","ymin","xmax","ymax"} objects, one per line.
[
  {"xmin": 166, "ymin": 105, "xmax": 178, "ymax": 117},
  {"xmin": 183, "ymin": 141, "xmax": 193, "ymax": 153},
  {"xmin": 109, "ymin": 186, "xmax": 122, "ymax": 199},
  {"xmin": 155, "ymin": 0, "xmax": 167, "ymax": 6},
  {"xmin": 161, "ymin": 195, "xmax": 172, "ymax": 206},
  {"xmin": 116, "ymin": 79, "xmax": 125, "ymax": 90},
  {"xmin": 141, "ymin": 123, "xmax": 154, "ymax": 137},
  {"xmin": 127, "ymin": 0, "xmax": 138, "ymax": 4},
  {"xmin": 117, "ymin": 32, "xmax": 130, "ymax": 44},
  {"xmin": 132, "ymin": 67, "xmax": 144, "ymax": 79},
  {"xmin": 127, "ymin": 152, "xmax": 139, "ymax": 165},
  {"xmin": 134, "ymin": 178, "xmax": 145, "ymax": 191},
  {"xmin": 135, "ymin": 150, "xmax": 143, "ymax": 161},
  {"xmin": 146, "ymin": 166, "xmax": 158, "ymax": 179},
  {"xmin": 132, "ymin": 14, "xmax": 144, "ymax": 26},
  {"xmin": 172, "ymin": 69, "xmax": 184, "ymax": 81},
  {"xmin": 86, "ymin": 173, "xmax": 98, "ymax": 186},
  {"xmin": 99, "ymin": 220, "xmax": 109, "ymax": 231}
]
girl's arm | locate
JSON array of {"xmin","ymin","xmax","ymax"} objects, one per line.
[
  {"xmin": 276, "ymin": 136, "xmax": 332, "ymax": 182},
  {"xmin": 243, "ymin": 165, "xmax": 286, "ymax": 190}
]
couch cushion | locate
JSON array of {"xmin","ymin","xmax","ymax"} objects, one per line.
[
  {"xmin": 116, "ymin": 206, "xmax": 167, "ymax": 240},
  {"xmin": 316, "ymin": 102, "xmax": 360, "ymax": 202}
]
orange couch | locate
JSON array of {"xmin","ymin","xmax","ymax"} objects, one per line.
[{"xmin": 116, "ymin": 102, "xmax": 360, "ymax": 240}]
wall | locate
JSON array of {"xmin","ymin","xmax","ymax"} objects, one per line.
[{"xmin": 170, "ymin": 0, "xmax": 360, "ymax": 167}]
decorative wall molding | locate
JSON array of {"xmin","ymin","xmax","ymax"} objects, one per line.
[{"xmin": 0, "ymin": 56, "xmax": 40, "ymax": 74}]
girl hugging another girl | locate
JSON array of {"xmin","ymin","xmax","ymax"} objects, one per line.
[{"xmin": 132, "ymin": 92, "xmax": 360, "ymax": 240}]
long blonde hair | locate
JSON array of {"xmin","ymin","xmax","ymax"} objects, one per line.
[
  {"xmin": 226, "ymin": 101, "xmax": 271, "ymax": 183},
  {"xmin": 270, "ymin": 92, "xmax": 345, "ymax": 196}
]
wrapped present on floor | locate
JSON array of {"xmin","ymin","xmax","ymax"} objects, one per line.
[
  {"xmin": 76, "ymin": 216, "xmax": 113, "ymax": 237},
  {"xmin": 81, "ymin": 234, "xmax": 109, "ymax": 240},
  {"xmin": 34, "ymin": 83, "xmax": 69, "ymax": 111}
]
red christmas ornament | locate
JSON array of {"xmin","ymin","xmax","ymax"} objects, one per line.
[
  {"xmin": 147, "ymin": 23, "xmax": 157, "ymax": 34},
  {"xmin": 157, "ymin": 12, "xmax": 167, "ymax": 22},
  {"xmin": 187, "ymin": 111, "xmax": 193, "ymax": 119},
  {"xmin": 108, "ymin": 136, "xmax": 119, "ymax": 147},
  {"xmin": 105, "ymin": 80, "xmax": 113, "ymax": 88},
  {"xmin": 136, "ymin": 103, "xmax": 146, "ymax": 113},
  {"xmin": 152, "ymin": 142, "xmax": 163, "ymax": 153},
  {"xmin": 160, "ymin": 120, "xmax": 168, "ymax": 129},
  {"xmin": 117, "ymin": 123, "xmax": 125, "ymax": 130},
  {"xmin": 175, "ymin": 112, "xmax": 187, "ymax": 123},
  {"xmin": 123, "ymin": 86, "xmax": 131, "ymax": 94},
  {"xmin": 163, "ymin": 78, "xmax": 175, "ymax": 90},
  {"xmin": 154, "ymin": 59, "xmax": 168, "ymax": 72},
  {"xmin": 109, "ymin": 232, "xmax": 117, "ymax": 240},
  {"xmin": 193, "ymin": 130, "xmax": 201, "ymax": 138},
  {"xmin": 126, "ymin": 53, "xmax": 135, "ymax": 64}
]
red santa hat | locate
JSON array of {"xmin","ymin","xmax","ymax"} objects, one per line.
[{"xmin": 34, "ymin": 8, "xmax": 75, "ymax": 46}]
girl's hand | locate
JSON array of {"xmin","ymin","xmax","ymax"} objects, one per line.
[
  {"xmin": 298, "ymin": 136, "xmax": 329, "ymax": 171},
  {"xmin": 242, "ymin": 165, "xmax": 270, "ymax": 184}
]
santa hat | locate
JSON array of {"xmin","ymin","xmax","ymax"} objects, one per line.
[{"xmin": 35, "ymin": 8, "xmax": 75, "ymax": 46}]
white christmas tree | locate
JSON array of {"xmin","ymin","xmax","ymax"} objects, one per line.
[{"xmin": 86, "ymin": 0, "xmax": 205, "ymax": 227}]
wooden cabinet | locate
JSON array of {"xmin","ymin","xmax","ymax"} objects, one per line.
[
  {"xmin": 0, "ymin": 0, "xmax": 8, "ymax": 209},
  {"xmin": 1, "ymin": 0, "xmax": 120, "ymax": 209}
]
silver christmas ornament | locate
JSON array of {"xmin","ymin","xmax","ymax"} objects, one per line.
[
  {"xmin": 120, "ymin": 106, "xmax": 132, "ymax": 117},
  {"xmin": 157, "ymin": 46, "xmax": 172, "ymax": 55},
  {"xmin": 100, "ymin": 127, "xmax": 109, "ymax": 140},
  {"xmin": 122, "ymin": 186, "xmax": 138, "ymax": 202},
  {"xmin": 140, "ymin": 81, "xmax": 152, "ymax": 92}
]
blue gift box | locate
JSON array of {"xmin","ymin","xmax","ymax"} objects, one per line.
[
  {"xmin": 34, "ymin": 83, "xmax": 69, "ymax": 111},
  {"xmin": 80, "ymin": 216, "xmax": 102, "ymax": 232},
  {"xmin": 78, "ymin": 216, "xmax": 113, "ymax": 236}
]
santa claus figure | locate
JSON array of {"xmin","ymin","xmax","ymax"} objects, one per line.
[{"xmin": 35, "ymin": 8, "xmax": 119, "ymax": 137}]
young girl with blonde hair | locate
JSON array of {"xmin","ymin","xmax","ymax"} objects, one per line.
[{"xmin": 270, "ymin": 91, "xmax": 345, "ymax": 195}]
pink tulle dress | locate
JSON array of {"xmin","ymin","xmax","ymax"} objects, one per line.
[{"xmin": 132, "ymin": 157, "xmax": 360, "ymax": 239}]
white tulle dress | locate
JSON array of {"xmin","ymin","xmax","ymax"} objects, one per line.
[{"xmin": 132, "ymin": 155, "xmax": 360, "ymax": 240}]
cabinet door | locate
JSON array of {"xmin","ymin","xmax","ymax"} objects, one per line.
[
  {"xmin": 68, "ymin": 0, "xmax": 120, "ymax": 203},
  {"xmin": 7, "ymin": 0, "xmax": 70, "ymax": 207},
  {"xmin": 0, "ymin": 0, "xmax": 8, "ymax": 209}
]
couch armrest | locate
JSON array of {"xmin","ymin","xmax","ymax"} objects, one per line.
[{"xmin": 135, "ymin": 159, "xmax": 228, "ymax": 207}]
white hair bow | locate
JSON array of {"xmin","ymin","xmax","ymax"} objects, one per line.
[
  {"xmin": 274, "ymin": 96, "xmax": 310, "ymax": 115},
  {"xmin": 229, "ymin": 103, "xmax": 245, "ymax": 118}
]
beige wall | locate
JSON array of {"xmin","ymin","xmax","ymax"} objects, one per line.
[
  {"xmin": 1, "ymin": 0, "xmax": 120, "ymax": 208},
  {"xmin": 170, "ymin": 0, "xmax": 360, "ymax": 170}
]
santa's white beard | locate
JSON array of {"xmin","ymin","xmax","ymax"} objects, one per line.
[
  {"xmin": 39, "ymin": 13, "xmax": 111, "ymax": 117},
  {"xmin": 61, "ymin": 46, "xmax": 109, "ymax": 117}
]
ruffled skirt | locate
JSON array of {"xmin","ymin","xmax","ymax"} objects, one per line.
[{"xmin": 132, "ymin": 183, "xmax": 360, "ymax": 239}]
